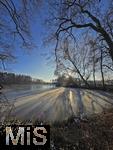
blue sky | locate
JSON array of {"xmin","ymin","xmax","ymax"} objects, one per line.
[{"xmin": 5, "ymin": 2, "xmax": 56, "ymax": 82}]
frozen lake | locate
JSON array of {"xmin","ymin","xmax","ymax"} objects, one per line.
[
  {"xmin": 1, "ymin": 87, "xmax": 113, "ymax": 122},
  {"xmin": 2, "ymin": 84, "xmax": 55, "ymax": 101}
]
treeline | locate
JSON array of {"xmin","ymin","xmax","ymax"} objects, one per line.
[
  {"xmin": 54, "ymin": 75, "xmax": 113, "ymax": 91},
  {"xmin": 0, "ymin": 72, "xmax": 44, "ymax": 85},
  {"xmin": 53, "ymin": 76, "xmax": 78, "ymax": 87}
]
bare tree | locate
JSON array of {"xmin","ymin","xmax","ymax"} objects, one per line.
[
  {"xmin": 55, "ymin": 36, "xmax": 91, "ymax": 87},
  {"xmin": 53, "ymin": 0, "xmax": 113, "ymax": 60},
  {"xmin": 0, "ymin": 0, "xmax": 42, "ymax": 65},
  {"xmin": 46, "ymin": 0, "xmax": 113, "ymax": 89},
  {"xmin": 0, "ymin": 0, "xmax": 41, "ymax": 43}
]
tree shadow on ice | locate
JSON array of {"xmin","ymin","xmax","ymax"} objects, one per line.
[
  {"xmin": 85, "ymin": 90, "xmax": 113, "ymax": 105},
  {"xmin": 74, "ymin": 89, "xmax": 86, "ymax": 118}
]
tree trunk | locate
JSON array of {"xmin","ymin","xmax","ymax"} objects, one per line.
[
  {"xmin": 98, "ymin": 27, "xmax": 113, "ymax": 62},
  {"xmin": 93, "ymin": 65, "xmax": 96, "ymax": 88},
  {"xmin": 92, "ymin": 50, "xmax": 96, "ymax": 88},
  {"xmin": 100, "ymin": 48, "xmax": 105, "ymax": 90},
  {"xmin": 69, "ymin": 58, "xmax": 90, "ymax": 88}
]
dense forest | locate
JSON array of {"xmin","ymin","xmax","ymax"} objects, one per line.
[{"xmin": 0, "ymin": 72, "xmax": 44, "ymax": 85}]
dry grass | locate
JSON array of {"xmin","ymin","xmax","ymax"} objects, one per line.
[
  {"xmin": 0, "ymin": 109, "xmax": 113, "ymax": 149},
  {"xmin": 50, "ymin": 109, "xmax": 113, "ymax": 150}
]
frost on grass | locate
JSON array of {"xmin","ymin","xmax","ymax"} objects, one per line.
[{"xmin": 0, "ymin": 102, "xmax": 15, "ymax": 124}]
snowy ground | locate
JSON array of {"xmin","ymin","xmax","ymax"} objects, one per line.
[{"xmin": 7, "ymin": 87, "xmax": 113, "ymax": 122}]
